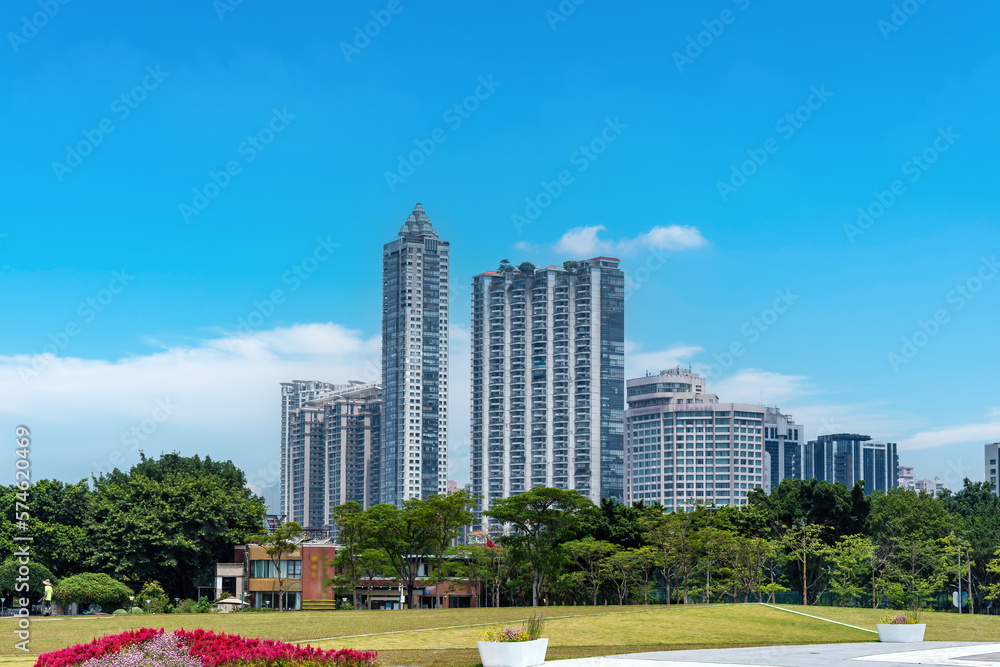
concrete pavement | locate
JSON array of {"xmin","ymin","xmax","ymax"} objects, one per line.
[{"xmin": 545, "ymin": 642, "xmax": 1000, "ymax": 667}]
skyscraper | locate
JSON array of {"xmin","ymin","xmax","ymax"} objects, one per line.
[
  {"xmin": 381, "ymin": 204, "xmax": 450, "ymax": 506},
  {"xmin": 623, "ymin": 367, "xmax": 767, "ymax": 509},
  {"xmin": 986, "ymin": 442, "xmax": 1000, "ymax": 496},
  {"xmin": 470, "ymin": 258, "xmax": 625, "ymax": 527},
  {"xmin": 280, "ymin": 380, "xmax": 348, "ymax": 519},
  {"xmin": 764, "ymin": 406, "xmax": 805, "ymax": 490},
  {"xmin": 284, "ymin": 382, "xmax": 381, "ymax": 530},
  {"xmin": 804, "ymin": 433, "xmax": 898, "ymax": 494}
]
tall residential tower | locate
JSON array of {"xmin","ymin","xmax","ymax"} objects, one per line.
[
  {"xmin": 470, "ymin": 258, "xmax": 625, "ymax": 527},
  {"xmin": 381, "ymin": 204, "xmax": 450, "ymax": 506}
]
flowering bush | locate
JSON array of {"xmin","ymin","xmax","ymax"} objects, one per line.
[
  {"xmin": 177, "ymin": 629, "xmax": 379, "ymax": 666},
  {"xmin": 35, "ymin": 628, "xmax": 165, "ymax": 667},
  {"xmin": 34, "ymin": 629, "xmax": 379, "ymax": 667},
  {"xmin": 879, "ymin": 613, "xmax": 917, "ymax": 625},
  {"xmin": 480, "ymin": 613, "xmax": 545, "ymax": 643},
  {"xmin": 480, "ymin": 627, "xmax": 531, "ymax": 643}
]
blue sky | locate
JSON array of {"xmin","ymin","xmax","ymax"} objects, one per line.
[{"xmin": 2, "ymin": 0, "xmax": 998, "ymax": 504}]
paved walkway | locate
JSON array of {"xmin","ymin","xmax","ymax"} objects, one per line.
[{"xmin": 546, "ymin": 642, "xmax": 1000, "ymax": 667}]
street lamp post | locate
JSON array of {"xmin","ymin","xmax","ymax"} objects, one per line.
[
  {"xmin": 398, "ymin": 582, "xmax": 404, "ymax": 610},
  {"xmin": 1, "ymin": 597, "xmax": 5, "ymax": 617},
  {"xmin": 146, "ymin": 599, "xmax": 151, "ymax": 615}
]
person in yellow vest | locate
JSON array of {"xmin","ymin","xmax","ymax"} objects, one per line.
[{"xmin": 42, "ymin": 579, "xmax": 53, "ymax": 616}]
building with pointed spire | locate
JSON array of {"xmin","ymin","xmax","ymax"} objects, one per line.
[{"xmin": 381, "ymin": 204, "xmax": 450, "ymax": 506}]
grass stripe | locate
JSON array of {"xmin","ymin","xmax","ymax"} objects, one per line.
[{"xmin": 757, "ymin": 602, "xmax": 878, "ymax": 634}]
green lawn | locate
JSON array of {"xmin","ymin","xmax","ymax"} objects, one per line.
[{"xmin": 1, "ymin": 604, "xmax": 998, "ymax": 667}]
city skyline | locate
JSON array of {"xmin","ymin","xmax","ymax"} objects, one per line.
[{"xmin": 2, "ymin": 2, "xmax": 998, "ymax": 500}]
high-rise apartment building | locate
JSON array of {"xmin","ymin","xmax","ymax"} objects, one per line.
[
  {"xmin": 804, "ymin": 433, "xmax": 898, "ymax": 494},
  {"xmin": 986, "ymin": 442, "xmax": 1000, "ymax": 496},
  {"xmin": 284, "ymin": 382, "xmax": 381, "ymax": 529},
  {"xmin": 280, "ymin": 380, "xmax": 349, "ymax": 518},
  {"xmin": 381, "ymin": 204, "xmax": 450, "ymax": 506},
  {"xmin": 624, "ymin": 367, "xmax": 767, "ymax": 509},
  {"xmin": 764, "ymin": 407, "xmax": 805, "ymax": 491},
  {"xmin": 470, "ymin": 258, "xmax": 625, "ymax": 526}
]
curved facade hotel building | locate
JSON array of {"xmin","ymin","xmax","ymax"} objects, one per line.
[{"xmin": 624, "ymin": 367, "xmax": 772, "ymax": 509}]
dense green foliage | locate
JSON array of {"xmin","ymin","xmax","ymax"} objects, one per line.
[
  {"xmin": 54, "ymin": 572, "xmax": 133, "ymax": 605},
  {"xmin": 0, "ymin": 560, "xmax": 56, "ymax": 598},
  {"xmin": 453, "ymin": 478, "xmax": 1000, "ymax": 612},
  {"xmin": 0, "ymin": 453, "xmax": 266, "ymax": 600}
]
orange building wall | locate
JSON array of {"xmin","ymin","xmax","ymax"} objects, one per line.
[{"xmin": 301, "ymin": 545, "xmax": 338, "ymax": 600}]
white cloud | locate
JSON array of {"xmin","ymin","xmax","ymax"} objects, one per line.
[
  {"xmin": 553, "ymin": 224, "xmax": 708, "ymax": 259},
  {"xmin": 554, "ymin": 225, "xmax": 612, "ymax": 256},
  {"xmin": 710, "ymin": 369, "xmax": 812, "ymax": 406},
  {"xmin": 899, "ymin": 419, "xmax": 1000, "ymax": 451},
  {"xmin": 625, "ymin": 343, "xmax": 702, "ymax": 380},
  {"xmin": 513, "ymin": 240, "xmax": 539, "ymax": 253},
  {"xmin": 0, "ymin": 324, "xmax": 381, "ymax": 497}
]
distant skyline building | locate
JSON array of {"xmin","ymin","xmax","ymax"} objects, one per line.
[
  {"xmin": 470, "ymin": 258, "xmax": 625, "ymax": 527},
  {"xmin": 381, "ymin": 204, "xmax": 450, "ymax": 506},
  {"xmin": 280, "ymin": 380, "xmax": 350, "ymax": 519},
  {"xmin": 986, "ymin": 442, "xmax": 1000, "ymax": 496},
  {"xmin": 804, "ymin": 433, "xmax": 898, "ymax": 494},
  {"xmin": 623, "ymin": 367, "xmax": 767, "ymax": 509},
  {"xmin": 283, "ymin": 382, "xmax": 381, "ymax": 530},
  {"xmin": 764, "ymin": 406, "xmax": 805, "ymax": 490},
  {"xmin": 897, "ymin": 465, "xmax": 915, "ymax": 490},
  {"xmin": 914, "ymin": 476, "xmax": 945, "ymax": 496}
]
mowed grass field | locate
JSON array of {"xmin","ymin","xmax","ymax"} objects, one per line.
[{"xmin": 1, "ymin": 604, "xmax": 999, "ymax": 667}]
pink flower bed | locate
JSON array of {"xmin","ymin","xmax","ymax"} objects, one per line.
[{"xmin": 34, "ymin": 629, "xmax": 379, "ymax": 667}]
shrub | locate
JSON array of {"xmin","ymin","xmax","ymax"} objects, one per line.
[
  {"xmin": 0, "ymin": 561, "xmax": 56, "ymax": 597},
  {"xmin": 137, "ymin": 582, "xmax": 170, "ymax": 614},
  {"xmin": 175, "ymin": 599, "xmax": 196, "ymax": 614},
  {"xmin": 879, "ymin": 613, "xmax": 917, "ymax": 625},
  {"xmin": 53, "ymin": 573, "xmax": 132, "ymax": 606}
]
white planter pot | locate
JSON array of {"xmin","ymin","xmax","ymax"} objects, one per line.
[
  {"xmin": 876, "ymin": 623, "xmax": 926, "ymax": 642},
  {"xmin": 477, "ymin": 638, "xmax": 548, "ymax": 667}
]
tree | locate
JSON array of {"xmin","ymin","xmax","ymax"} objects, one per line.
[
  {"xmin": 642, "ymin": 506, "xmax": 709, "ymax": 604},
  {"xmin": 249, "ymin": 521, "xmax": 302, "ymax": 612},
  {"xmin": 358, "ymin": 548, "xmax": 392, "ymax": 610},
  {"xmin": 88, "ymin": 453, "xmax": 266, "ymax": 598},
  {"xmin": 563, "ymin": 537, "xmax": 617, "ymax": 605},
  {"xmin": 562, "ymin": 260, "xmax": 580, "ymax": 272},
  {"xmin": 0, "ymin": 480, "xmax": 92, "ymax": 578},
  {"xmin": 0, "ymin": 561, "xmax": 55, "ymax": 600},
  {"xmin": 331, "ymin": 502, "xmax": 368, "ymax": 608},
  {"xmin": 367, "ymin": 502, "xmax": 433, "ymax": 608},
  {"xmin": 780, "ymin": 521, "xmax": 826, "ymax": 605},
  {"xmin": 486, "ymin": 487, "xmax": 593, "ymax": 607},
  {"xmin": 823, "ymin": 534, "xmax": 872, "ymax": 606},
  {"xmin": 54, "ymin": 573, "xmax": 132, "ymax": 607},
  {"xmin": 516, "ymin": 262, "xmax": 537, "ymax": 276},
  {"xmin": 603, "ymin": 548, "xmax": 640, "ymax": 605},
  {"xmin": 136, "ymin": 581, "xmax": 169, "ymax": 613},
  {"xmin": 417, "ymin": 491, "xmax": 476, "ymax": 609},
  {"xmin": 497, "ymin": 259, "xmax": 515, "ymax": 274}
]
